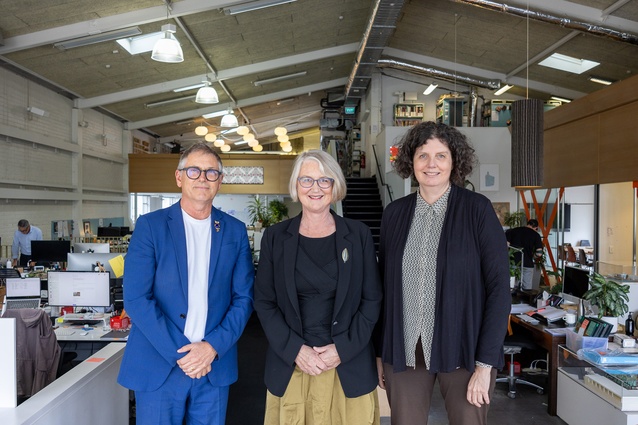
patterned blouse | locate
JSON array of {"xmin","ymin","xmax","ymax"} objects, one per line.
[{"xmin": 401, "ymin": 185, "xmax": 450, "ymax": 369}]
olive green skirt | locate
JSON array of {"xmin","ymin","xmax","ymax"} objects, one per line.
[{"xmin": 264, "ymin": 366, "xmax": 380, "ymax": 425}]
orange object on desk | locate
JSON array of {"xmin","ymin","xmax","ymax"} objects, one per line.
[{"xmin": 110, "ymin": 315, "xmax": 130, "ymax": 330}]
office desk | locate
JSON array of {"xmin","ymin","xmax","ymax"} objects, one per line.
[
  {"xmin": 55, "ymin": 325, "xmax": 128, "ymax": 361},
  {"xmin": 509, "ymin": 314, "xmax": 567, "ymax": 416}
]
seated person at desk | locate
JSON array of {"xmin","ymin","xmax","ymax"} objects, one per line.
[{"xmin": 506, "ymin": 219, "xmax": 543, "ymax": 291}]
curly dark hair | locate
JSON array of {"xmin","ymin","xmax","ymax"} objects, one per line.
[{"xmin": 393, "ymin": 121, "xmax": 476, "ymax": 187}]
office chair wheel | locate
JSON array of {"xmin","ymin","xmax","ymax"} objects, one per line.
[
  {"xmin": 507, "ymin": 391, "xmax": 516, "ymax": 399},
  {"xmin": 537, "ymin": 388, "xmax": 544, "ymax": 395}
]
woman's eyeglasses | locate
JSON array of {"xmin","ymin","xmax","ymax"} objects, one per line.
[
  {"xmin": 297, "ymin": 177, "xmax": 334, "ymax": 189},
  {"xmin": 179, "ymin": 167, "xmax": 222, "ymax": 182}
]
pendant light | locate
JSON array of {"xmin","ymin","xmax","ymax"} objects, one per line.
[
  {"xmin": 220, "ymin": 107, "xmax": 238, "ymax": 127},
  {"xmin": 204, "ymin": 133, "xmax": 216, "ymax": 142},
  {"xmin": 277, "ymin": 134, "xmax": 289, "ymax": 143},
  {"xmin": 236, "ymin": 126, "xmax": 249, "ymax": 136},
  {"xmin": 243, "ymin": 133, "xmax": 255, "ymax": 143},
  {"xmin": 151, "ymin": 24, "xmax": 184, "ymax": 63},
  {"xmin": 195, "ymin": 77, "xmax": 219, "ymax": 104},
  {"xmin": 274, "ymin": 126, "xmax": 287, "ymax": 136},
  {"xmin": 253, "ymin": 144, "xmax": 264, "ymax": 152},
  {"xmin": 220, "ymin": 144, "xmax": 231, "ymax": 152},
  {"xmin": 195, "ymin": 125, "xmax": 208, "ymax": 136},
  {"xmin": 213, "ymin": 138, "xmax": 225, "ymax": 147}
]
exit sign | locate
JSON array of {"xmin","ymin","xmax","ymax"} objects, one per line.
[{"xmin": 344, "ymin": 106, "xmax": 356, "ymax": 115}]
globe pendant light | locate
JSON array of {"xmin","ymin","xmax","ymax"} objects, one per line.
[
  {"xmin": 151, "ymin": 24, "xmax": 184, "ymax": 63},
  {"xmin": 253, "ymin": 144, "xmax": 263, "ymax": 152},
  {"xmin": 277, "ymin": 134, "xmax": 289, "ymax": 143},
  {"xmin": 220, "ymin": 144, "xmax": 231, "ymax": 152},
  {"xmin": 195, "ymin": 125, "xmax": 208, "ymax": 136},
  {"xmin": 274, "ymin": 126, "xmax": 287, "ymax": 136},
  {"xmin": 236, "ymin": 125, "xmax": 249, "ymax": 136},
  {"xmin": 243, "ymin": 133, "xmax": 255, "ymax": 143},
  {"xmin": 220, "ymin": 107, "xmax": 238, "ymax": 127},
  {"xmin": 204, "ymin": 133, "xmax": 216, "ymax": 142},
  {"xmin": 213, "ymin": 138, "xmax": 225, "ymax": 147},
  {"xmin": 248, "ymin": 139, "xmax": 259, "ymax": 147}
]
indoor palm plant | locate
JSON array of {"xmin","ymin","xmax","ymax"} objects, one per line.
[{"xmin": 582, "ymin": 272, "xmax": 629, "ymax": 329}]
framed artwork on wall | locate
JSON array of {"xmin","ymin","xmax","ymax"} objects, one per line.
[
  {"xmin": 480, "ymin": 164, "xmax": 499, "ymax": 192},
  {"xmin": 492, "ymin": 202, "xmax": 510, "ymax": 226}
]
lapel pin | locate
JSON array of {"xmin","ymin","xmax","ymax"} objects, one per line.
[
  {"xmin": 342, "ymin": 248, "xmax": 349, "ymax": 263},
  {"xmin": 214, "ymin": 220, "xmax": 221, "ymax": 232}
]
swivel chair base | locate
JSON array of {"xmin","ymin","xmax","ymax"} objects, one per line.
[{"xmin": 496, "ymin": 346, "xmax": 545, "ymax": 399}]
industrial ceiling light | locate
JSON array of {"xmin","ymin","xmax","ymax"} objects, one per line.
[
  {"xmin": 204, "ymin": 133, "xmax": 216, "ymax": 142},
  {"xmin": 254, "ymin": 71, "xmax": 307, "ymax": 87},
  {"xmin": 423, "ymin": 83, "xmax": 438, "ymax": 95},
  {"xmin": 494, "ymin": 84, "xmax": 513, "ymax": 96},
  {"xmin": 195, "ymin": 78, "xmax": 219, "ymax": 104},
  {"xmin": 236, "ymin": 126, "xmax": 249, "ymax": 136},
  {"xmin": 588, "ymin": 76, "xmax": 614, "ymax": 86},
  {"xmin": 223, "ymin": 0, "xmax": 297, "ymax": 15},
  {"xmin": 54, "ymin": 27, "xmax": 142, "ymax": 50},
  {"xmin": 195, "ymin": 125, "xmax": 208, "ymax": 136},
  {"xmin": 220, "ymin": 144, "xmax": 231, "ymax": 152},
  {"xmin": 538, "ymin": 53, "xmax": 599, "ymax": 74},
  {"xmin": 151, "ymin": 24, "xmax": 184, "ymax": 63},
  {"xmin": 220, "ymin": 108, "xmax": 238, "ymax": 127},
  {"xmin": 274, "ymin": 126, "xmax": 287, "ymax": 136}
]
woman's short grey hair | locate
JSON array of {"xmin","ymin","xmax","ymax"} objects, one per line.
[
  {"xmin": 177, "ymin": 142, "xmax": 224, "ymax": 173},
  {"xmin": 288, "ymin": 150, "xmax": 347, "ymax": 202}
]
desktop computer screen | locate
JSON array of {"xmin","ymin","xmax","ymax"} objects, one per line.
[
  {"xmin": 47, "ymin": 271, "xmax": 111, "ymax": 307},
  {"xmin": 30, "ymin": 240, "xmax": 71, "ymax": 263},
  {"xmin": 66, "ymin": 252, "xmax": 125, "ymax": 278},
  {"xmin": 73, "ymin": 242, "xmax": 110, "ymax": 253},
  {"xmin": 561, "ymin": 266, "xmax": 590, "ymax": 304}
]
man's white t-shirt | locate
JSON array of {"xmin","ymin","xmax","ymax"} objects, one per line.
[{"xmin": 181, "ymin": 210, "xmax": 212, "ymax": 342}]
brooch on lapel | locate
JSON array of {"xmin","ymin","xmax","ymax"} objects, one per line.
[
  {"xmin": 342, "ymin": 248, "xmax": 349, "ymax": 263},
  {"xmin": 214, "ymin": 220, "xmax": 221, "ymax": 233}
]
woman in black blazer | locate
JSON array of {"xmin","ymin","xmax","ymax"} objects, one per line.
[{"xmin": 254, "ymin": 150, "xmax": 382, "ymax": 425}]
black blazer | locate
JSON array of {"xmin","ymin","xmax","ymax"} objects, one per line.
[{"xmin": 254, "ymin": 211, "xmax": 382, "ymax": 398}]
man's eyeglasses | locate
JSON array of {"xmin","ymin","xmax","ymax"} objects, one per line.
[
  {"xmin": 179, "ymin": 167, "xmax": 222, "ymax": 182},
  {"xmin": 297, "ymin": 176, "xmax": 334, "ymax": 189}
]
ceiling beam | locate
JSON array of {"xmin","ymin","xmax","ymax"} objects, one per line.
[
  {"xmin": 75, "ymin": 43, "xmax": 359, "ymax": 109},
  {"xmin": 0, "ymin": 0, "xmax": 244, "ymax": 54},
  {"xmin": 125, "ymin": 78, "xmax": 348, "ymax": 130}
]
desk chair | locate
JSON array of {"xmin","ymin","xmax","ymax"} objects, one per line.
[
  {"xmin": 565, "ymin": 245, "xmax": 578, "ymax": 266},
  {"xmin": 496, "ymin": 335, "xmax": 545, "ymax": 399},
  {"xmin": 578, "ymin": 248, "xmax": 593, "ymax": 269}
]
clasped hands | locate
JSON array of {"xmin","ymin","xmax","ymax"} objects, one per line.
[
  {"xmin": 295, "ymin": 343, "xmax": 341, "ymax": 376},
  {"xmin": 176, "ymin": 341, "xmax": 217, "ymax": 379}
]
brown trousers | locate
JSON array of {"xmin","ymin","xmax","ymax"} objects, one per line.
[{"xmin": 382, "ymin": 345, "xmax": 497, "ymax": 425}]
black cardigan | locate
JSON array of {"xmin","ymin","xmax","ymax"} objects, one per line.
[{"xmin": 377, "ymin": 185, "xmax": 510, "ymax": 373}]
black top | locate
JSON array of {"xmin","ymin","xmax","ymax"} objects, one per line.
[
  {"xmin": 296, "ymin": 234, "xmax": 338, "ymax": 347},
  {"xmin": 505, "ymin": 226, "xmax": 543, "ymax": 267}
]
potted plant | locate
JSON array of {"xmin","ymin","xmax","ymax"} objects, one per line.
[
  {"xmin": 509, "ymin": 247, "xmax": 522, "ymax": 290},
  {"xmin": 582, "ymin": 272, "xmax": 630, "ymax": 332},
  {"xmin": 247, "ymin": 196, "xmax": 271, "ymax": 229},
  {"xmin": 503, "ymin": 211, "xmax": 525, "ymax": 229},
  {"xmin": 267, "ymin": 199, "xmax": 288, "ymax": 224}
]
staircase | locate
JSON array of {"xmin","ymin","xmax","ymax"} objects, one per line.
[{"xmin": 342, "ymin": 177, "xmax": 383, "ymax": 252}]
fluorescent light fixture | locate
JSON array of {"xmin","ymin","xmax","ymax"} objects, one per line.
[
  {"xmin": 538, "ymin": 53, "xmax": 599, "ymax": 74},
  {"xmin": 173, "ymin": 83, "xmax": 207, "ymax": 93},
  {"xmin": 494, "ymin": 84, "xmax": 513, "ymax": 96},
  {"xmin": 234, "ymin": 140, "xmax": 248, "ymax": 146},
  {"xmin": 223, "ymin": 0, "xmax": 297, "ymax": 15},
  {"xmin": 276, "ymin": 97, "xmax": 296, "ymax": 105},
  {"xmin": 202, "ymin": 110, "xmax": 228, "ymax": 119},
  {"xmin": 550, "ymin": 95, "xmax": 572, "ymax": 103},
  {"xmin": 145, "ymin": 95, "xmax": 195, "ymax": 108},
  {"xmin": 588, "ymin": 76, "xmax": 614, "ymax": 86},
  {"xmin": 151, "ymin": 24, "xmax": 184, "ymax": 63},
  {"xmin": 54, "ymin": 27, "xmax": 142, "ymax": 50},
  {"xmin": 254, "ymin": 71, "xmax": 307, "ymax": 86},
  {"xmin": 26, "ymin": 106, "xmax": 49, "ymax": 117},
  {"xmin": 116, "ymin": 31, "xmax": 163, "ymax": 55},
  {"xmin": 423, "ymin": 83, "xmax": 438, "ymax": 95}
]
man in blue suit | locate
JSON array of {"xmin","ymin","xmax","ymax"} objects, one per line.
[{"xmin": 118, "ymin": 142, "xmax": 254, "ymax": 425}]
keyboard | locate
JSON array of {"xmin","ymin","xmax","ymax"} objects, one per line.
[
  {"xmin": 56, "ymin": 328, "xmax": 76, "ymax": 336},
  {"xmin": 5, "ymin": 299, "xmax": 41, "ymax": 309}
]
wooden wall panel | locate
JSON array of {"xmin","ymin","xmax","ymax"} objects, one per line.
[
  {"xmin": 544, "ymin": 118, "xmax": 599, "ymax": 188},
  {"xmin": 129, "ymin": 154, "xmax": 296, "ymax": 194},
  {"xmin": 599, "ymin": 101, "xmax": 638, "ymax": 184}
]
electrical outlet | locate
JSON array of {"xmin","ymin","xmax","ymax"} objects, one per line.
[{"xmin": 609, "ymin": 246, "xmax": 614, "ymax": 254}]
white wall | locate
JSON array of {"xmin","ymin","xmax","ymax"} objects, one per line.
[
  {"xmin": 0, "ymin": 67, "xmax": 130, "ymax": 252},
  {"xmin": 599, "ymin": 182, "xmax": 635, "ymax": 267}
]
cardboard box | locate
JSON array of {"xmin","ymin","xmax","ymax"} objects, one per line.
[{"xmin": 565, "ymin": 329, "xmax": 608, "ymax": 352}]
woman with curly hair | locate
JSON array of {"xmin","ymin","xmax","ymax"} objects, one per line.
[{"xmin": 375, "ymin": 121, "xmax": 510, "ymax": 425}]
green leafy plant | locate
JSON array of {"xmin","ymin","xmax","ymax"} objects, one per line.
[
  {"xmin": 246, "ymin": 196, "xmax": 288, "ymax": 228},
  {"xmin": 508, "ymin": 247, "xmax": 522, "ymax": 281},
  {"xmin": 583, "ymin": 272, "xmax": 630, "ymax": 318},
  {"xmin": 504, "ymin": 211, "xmax": 526, "ymax": 228}
]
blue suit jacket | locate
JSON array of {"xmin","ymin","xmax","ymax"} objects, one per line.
[{"xmin": 118, "ymin": 201, "xmax": 254, "ymax": 391}]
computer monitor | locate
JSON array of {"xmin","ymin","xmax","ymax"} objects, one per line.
[
  {"xmin": 561, "ymin": 266, "xmax": 590, "ymax": 304},
  {"xmin": 97, "ymin": 227, "xmax": 121, "ymax": 237},
  {"xmin": 47, "ymin": 271, "xmax": 111, "ymax": 308},
  {"xmin": 73, "ymin": 242, "xmax": 110, "ymax": 253},
  {"xmin": 30, "ymin": 240, "xmax": 71, "ymax": 263},
  {"xmin": 66, "ymin": 252, "xmax": 125, "ymax": 278}
]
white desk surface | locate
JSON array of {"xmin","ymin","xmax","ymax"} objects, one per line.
[{"xmin": 55, "ymin": 324, "xmax": 129, "ymax": 342}]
